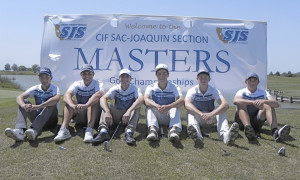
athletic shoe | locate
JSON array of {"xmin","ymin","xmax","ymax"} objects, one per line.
[
  {"xmin": 83, "ymin": 127, "xmax": 93, "ymax": 143},
  {"xmin": 224, "ymin": 122, "xmax": 239, "ymax": 145},
  {"xmin": 168, "ymin": 131, "xmax": 180, "ymax": 142},
  {"xmin": 273, "ymin": 124, "xmax": 291, "ymax": 141},
  {"xmin": 25, "ymin": 129, "xmax": 38, "ymax": 141},
  {"xmin": 5, "ymin": 128, "xmax": 25, "ymax": 141},
  {"xmin": 53, "ymin": 128, "xmax": 71, "ymax": 142},
  {"xmin": 244, "ymin": 125, "xmax": 256, "ymax": 141},
  {"xmin": 93, "ymin": 132, "xmax": 110, "ymax": 143},
  {"xmin": 124, "ymin": 132, "xmax": 136, "ymax": 145},
  {"xmin": 187, "ymin": 124, "xmax": 203, "ymax": 141},
  {"xmin": 146, "ymin": 130, "xmax": 158, "ymax": 141}
]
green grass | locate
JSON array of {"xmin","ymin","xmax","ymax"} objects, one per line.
[
  {"xmin": 0, "ymin": 75, "xmax": 20, "ymax": 89},
  {"xmin": 0, "ymin": 88, "xmax": 299, "ymax": 179},
  {"xmin": 268, "ymin": 76, "xmax": 300, "ymax": 97},
  {"xmin": 0, "ymin": 77, "xmax": 300, "ymax": 179}
]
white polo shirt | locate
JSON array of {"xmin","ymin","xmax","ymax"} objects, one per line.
[
  {"xmin": 235, "ymin": 87, "xmax": 272, "ymax": 115},
  {"xmin": 145, "ymin": 81, "xmax": 182, "ymax": 105},
  {"xmin": 68, "ymin": 79, "xmax": 104, "ymax": 104},
  {"xmin": 106, "ymin": 84, "xmax": 142, "ymax": 110},
  {"xmin": 26, "ymin": 84, "xmax": 60, "ymax": 106},
  {"xmin": 185, "ymin": 85, "xmax": 222, "ymax": 113},
  {"xmin": 235, "ymin": 87, "xmax": 271, "ymax": 100}
]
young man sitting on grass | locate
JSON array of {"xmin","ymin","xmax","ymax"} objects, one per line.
[
  {"xmin": 184, "ymin": 69, "xmax": 239, "ymax": 145},
  {"xmin": 53, "ymin": 64, "xmax": 104, "ymax": 143},
  {"xmin": 93, "ymin": 69, "xmax": 143, "ymax": 145},
  {"xmin": 233, "ymin": 72, "xmax": 290, "ymax": 142},
  {"xmin": 5, "ymin": 68, "xmax": 60, "ymax": 141},
  {"xmin": 144, "ymin": 64, "xmax": 184, "ymax": 142}
]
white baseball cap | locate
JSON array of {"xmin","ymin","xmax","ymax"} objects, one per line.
[
  {"xmin": 197, "ymin": 69, "xmax": 210, "ymax": 77},
  {"xmin": 155, "ymin": 64, "xmax": 168, "ymax": 72},
  {"xmin": 119, "ymin": 69, "xmax": 131, "ymax": 77}
]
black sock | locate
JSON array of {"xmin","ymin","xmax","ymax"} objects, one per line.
[{"xmin": 271, "ymin": 128, "xmax": 278, "ymax": 135}]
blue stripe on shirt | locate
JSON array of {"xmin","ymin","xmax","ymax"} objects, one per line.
[
  {"xmin": 152, "ymin": 91, "xmax": 175, "ymax": 105},
  {"xmin": 76, "ymin": 88, "xmax": 96, "ymax": 104},
  {"xmin": 115, "ymin": 91, "xmax": 136, "ymax": 110}
]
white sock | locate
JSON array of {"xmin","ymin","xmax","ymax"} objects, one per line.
[
  {"xmin": 100, "ymin": 128, "xmax": 108, "ymax": 134},
  {"xmin": 126, "ymin": 129, "xmax": 133, "ymax": 134}
]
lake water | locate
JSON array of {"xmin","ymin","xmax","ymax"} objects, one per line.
[{"xmin": 3, "ymin": 75, "xmax": 300, "ymax": 109}]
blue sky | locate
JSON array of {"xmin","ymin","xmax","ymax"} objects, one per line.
[{"xmin": 0, "ymin": 0, "xmax": 299, "ymax": 73}]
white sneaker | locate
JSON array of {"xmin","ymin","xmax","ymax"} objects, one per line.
[
  {"xmin": 224, "ymin": 122, "xmax": 239, "ymax": 145},
  {"xmin": 83, "ymin": 127, "xmax": 93, "ymax": 143},
  {"xmin": 146, "ymin": 130, "xmax": 158, "ymax": 141},
  {"xmin": 25, "ymin": 129, "xmax": 38, "ymax": 141},
  {"xmin": 5, "ymin": 128, "xmax": 25, "ymax": 141},
  {"xmin": 54, "ymin": 128, "xmax": 71, "ymax": 142},
  {"xmin": 168, "ymin": 130, "xmax": 180, "ymax": 141}
]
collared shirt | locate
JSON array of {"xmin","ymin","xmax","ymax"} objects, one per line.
[
  {"xmin": 145, "ymin": 81, "xmax": 182, "ymax": 105},
  {"xmin": 235, "ymin": 87, "xmax": 271, "ymax": 100},
  {"xmin": 26, "ymin": 84, "xmax": 60, "ymax": 107},
  {"xmin": 68, "ymin": 79, "xmax": 104, "ymax": 104},
  {"xmin": 185, "ymin": 85, "xmax": 222, "ymax": 113},
  {"xmin": 106, "ymin": 84, "xmax": 142, "ymax": 110}
]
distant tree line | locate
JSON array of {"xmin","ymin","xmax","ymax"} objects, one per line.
[
  {"xmin": 4, "ymin": 63, "xmax": 40, "ymax": 73},
  {"xmin": 269, "ymin": 71, "xmax": 300, "ymax": 77},
  {"xmin": 3, "ymin": 63, "xmax": 300, "ymax": 77}
]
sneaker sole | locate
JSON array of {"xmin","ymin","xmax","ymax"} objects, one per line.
[
  {"xmin": 169, "ymin": 135, "xmax": 180, "ymax": 142},
  {"xmin": 187, "ymin": 125, "xmax": 200, "ymax": 139},
  {"xmin": 279, "ymin": 125, "xmax": 291, "ymax": 137},
  {"xmin": 83, "ymin": 137, "xmax": 93, "ymax": 143},
  {"xmin": 5, "ymin": 130, "xmax": 24, "ymax": 141},
  {"xmin": 147, "ymin": 136, "xmax": 159, "ymax": 141},
  {"xmin": 25, "ymin": 131, "xmax": 37, "ymax": 141},
  {"xmin": 227, "ymin": 123, "xmax": 239, "ymax": 145},
  {"xmin": 244, "ymin": 126, "xmax": 255, "ymax": 140},
  {"xmin": 53, "ymin": 135, "xmax": 72, "ymax": 142}
]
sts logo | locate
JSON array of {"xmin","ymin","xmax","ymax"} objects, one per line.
[
  {"xmin": 55, "ymin": 24, "xmax": 87, "ymax": 40},
  {"xmin": 216, "ymin": 27, "xmax": 249, "ymax": 44}
]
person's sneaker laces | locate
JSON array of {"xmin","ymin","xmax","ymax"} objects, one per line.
[
  {"xmin": 187, "ymin": 124, "xmax": 203, "ymax": 141},
  {"xmin": 124, "ymin": 132, "xmax": 136, "ymax": 145},
  {"xmin": 274, "ymin": 124, "xmax": 291, "ymax": 141},
  {"xmin": 83, "ymin": 127, "xmax": 93, "ymax": 143},
  {"xmin": 146, "ymin": 130, "xmax": 158, "ymax": 141},
  {"xmin": 92, "ymin": 131, "xmax": 110, "ymax": 143},
  {"xmin": 53, "ymin": 128, "xmax": 71, "ymax": 142},
  {"xmin": 225, "ymin": 122, "xmax": 239, "ymax": 145},
  {"xmin": 168, "ymin": 130, "xmax": 180, "ymax": 142},
  {"xmin": 5, "ymin": 128, "xmax": 25, "ymax": 141},
  {"xmin": 244, "ymin": 125, "xmax": 256, "ymax": 141},
  {"xmin": 25, "ymin": 129, "xmax": 38, "ymax": 141}
]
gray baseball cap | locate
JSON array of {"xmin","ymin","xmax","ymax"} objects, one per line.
[
  {"xmin": 81, "ymin": 64, "xmax": 94, "ymax": 73},
  {"xmin": 246, "ymin": 72, "xmax": 259, "ymax": 81}
]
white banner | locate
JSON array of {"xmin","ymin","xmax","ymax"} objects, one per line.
[{"xmin": 41, "ymin": 14, "xmax": 267, "ymax": 98}]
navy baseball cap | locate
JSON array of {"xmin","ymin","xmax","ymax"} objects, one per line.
[
  {"xmin": 197, "ymin": 69, "xmax": 210, "ymax": 77},
  {"xmin": 38, "ymin": 67, "xmax": 52, "ymax": 76},
  {"xmin": 81, "ymin": 64, "xmax": 94, "ymax": 73},
  {"xmin": 246, "ymin": 72, "xmax": 259, "ymax": 81}
]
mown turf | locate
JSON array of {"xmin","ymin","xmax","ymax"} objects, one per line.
[{"xmin": 0, "ymin": 91, "xmax": 299, "ymax": 179}]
